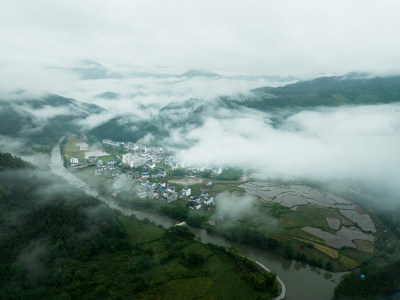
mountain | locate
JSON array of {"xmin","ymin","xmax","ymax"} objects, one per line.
[
  {"xmin": 88, "ymin": 115, "xmax": 168, "ymax": 143},
  {"xmin": 177, "ymin": 69, "xmax": 222, "ymax": 78},
  {"xmin": 0, "ymin": 93, "xmax": 104, "ymax": 152},
  {"xmin": 245, "ymin": 74, "xmax": 400, "ymax": 110}
]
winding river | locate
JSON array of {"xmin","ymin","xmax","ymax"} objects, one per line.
[{"xmin": 50, "ymin": 142, "xmax": 344, "ymax": 300}]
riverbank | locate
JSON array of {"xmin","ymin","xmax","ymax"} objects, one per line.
[{"xmin": 50, "ymin": 140, "xmax": 343, "ymax": 300}]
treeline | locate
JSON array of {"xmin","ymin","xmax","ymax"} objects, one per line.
[
  {"xmin": 0, "ymin": 151, "xmax": 33, "ymax": 170},
  {"xmin": 227, "ymin": 247, "xmax": 278, "ymax": 294},
  {"xmin": 246, "ymin": 75, "xmax": 400, "ymax": 110},
  {"xmin": 334, "ymin": 260, "xmax": 400, "ymax": 299},
  {"xmin": 215, "ymin": 222, "xmax": 333, "ymax": 271},
  {"xmin": 0, "ymin": 157, "xmax": 131, "ymax": 298},
  {"xmin": 89, "ymin": 117, "xmax": 169, "ymax": 143},
  {"xmin": 117, "ymin": 191, "xmax": 333, "ymax": 271},
  {"xmin": 215, "ymin": 168, "xmax": 243, "ymax": 181},
  {"xmin": 117, "ymin": 192, "xmax": 207, "ymax": 227}
]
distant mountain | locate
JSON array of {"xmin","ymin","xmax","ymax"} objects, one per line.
[
  {"xmin": 88, "ymin": 115, "xmax": 168, "ymax": 143},
  {"xmin": 0, "ymin": 93, "xmax": 104, "ymax": 152},
  {"xmin": 245, "ymin": 74, "xmax": 400, "ymax": 110},
  {"xmin": 177, "ymin": 69, "xmax": 222, "ymax": 78},
  {"xmin": 95, "ymin": 91, "xmax": 121, "ymax": 99}
]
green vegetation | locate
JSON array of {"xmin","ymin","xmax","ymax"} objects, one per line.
[
  {"xmin": 168, "ymin": 167, "xmax": 189, "ymax": 177},
  {"xmin": 334, "ymin": 260, "xmax": 400, "ymax": 299},
  {"xmin": 215, "ymin": 168, "xmax": 243, "ymax": 181},
  {"xmin": 0, "ymin": 151, "xmax": 33, "ymax": 170},
  {"xmin": 89, "ymin": 117, "xmax": 169, "ymax": 142},
  {"xmin": 0, "ymin": 153, "xmax": 278, "ymax": 299},
  {"xmin": 245, "ymin": 74, "xmax": 400, "ymax": 110},
  {"xmin": 0, "ymin": 94, "xmax": 102, "ymax": 153},
  {"xmin": 61, "ymin": 135, "xmax": 86, "ymax": 163}
]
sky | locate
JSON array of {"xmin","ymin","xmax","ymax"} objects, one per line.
[
  {"xmin": 1, "ymin": 0, "xmax": 400, "ymax": 84},
  {"xmin": 1, "ymin": 0, "xmax": 400, "ymax": 201},
  {"xmin": 175, "ymin": 104, "xmax": 400, "ymax": 190}
]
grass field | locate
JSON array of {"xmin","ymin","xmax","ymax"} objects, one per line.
[
  {"xmin": 280, "ymin": 205, "xmax": 338, "ymax": 232},
  {"xmin": 293, "ymin": 237, "xmax": 339, "ymax": 259},
  {"xmin": 98, "ymin": 155, "xmax": 115, "ymax": 163},
  {"xmin": 120, "ymin": 215, "xmax": 164, "ymax": 244},
  {"xmin": 338, "ymin": 255, "xmax": 360, "ymax": 269},
  {"xmin": 48, "ymin": 215, "xmax": 279, "ymax": 299},
  {"xmin": 120, "ymin": 216, "xmax": 278, "ymax": 299},
  {"xmin": 63, "ymin": 135, "xmax": 86, "ymax": 162}
]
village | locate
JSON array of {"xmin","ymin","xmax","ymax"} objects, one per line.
[
  {"xmin": 65, "ymin": 137, "xmax": 219, "ymax": 211},
  {"xmin": 61, "ymin": 134, "xmax": 387, "ymax": 274}
]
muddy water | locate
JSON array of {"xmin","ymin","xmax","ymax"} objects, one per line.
[{"xmin": 50, "ymin": 142, "xmax": 344, "ymax": 300}]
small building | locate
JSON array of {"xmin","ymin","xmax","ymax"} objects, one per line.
[
  {"xmin": 182, "ymin": 187, "xmax": 191, "ymax": 197},
  {"xmin": 166, "ymin": 192, "xmax": 178, "ymax": 203},
  {"xmin": 204, "ymin": 198, "xmax": 215, "ymax": 206},
  {"xmin": 76, "ymin": 143, "xmax": 89, "ymax": 151},
  {"xmin": 107, "ymin": 160, "xmax": 116, "ymax": 170},
  {"xmin": 206, "ymin": 220, "xmax": 216, "ymax": 226},
  {"xmin": 94, "ymin": 167, "xmax": 102, "ymax": 175},
  {"xmin": 88, "ymin": 156, "xmax": 96, "ymax": 165},
  {"xmin": 70, "ymin": 156, "xmax": 79, "ymax": 165}
]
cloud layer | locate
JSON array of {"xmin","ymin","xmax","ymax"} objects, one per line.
[
  {"xmin": 1, "ymin": 0, "xmax": 400, "ymax": 83},
  {"xmin": 176, "ymin": 104, "xmax": 400, "ymax": 192}
]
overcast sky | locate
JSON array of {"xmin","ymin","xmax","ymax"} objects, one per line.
[{"xmin": 1, "ymin": 0, "xmax": 400, "ymax": 80}]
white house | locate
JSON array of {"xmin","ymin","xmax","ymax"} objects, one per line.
[
  {"xmin": 166, "ymin": 192, "xmax": 178, "ymax": 203},
  {"xmin": 182, "ymin": 187, "xmax": 191, "ymax": 197},
  {"xmin": 70, "ymin": 156, "xmax": 79, "ymax": 165},
  {"xmin": 122, "ymin": 153, "xmax": 147, "ymax": 168}
]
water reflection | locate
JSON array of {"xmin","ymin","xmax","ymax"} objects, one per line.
[{"xmin": 50, "ymin": 142, "xmax": 344, "ymax": 300}]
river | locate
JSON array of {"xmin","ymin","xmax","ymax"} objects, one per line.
[{"xmin": 50, "ymin": 142, "xmax": 344, "ymax": 300}]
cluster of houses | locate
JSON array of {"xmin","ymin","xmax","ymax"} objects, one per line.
[
  {"xmin": 103, "ymin": 139, "xmax": 229, "ymax": 178},
  {"xmin": 94, "ymin": 159, "xmax": 121, "ymax": 177},
  {"xmin": 122, "ymin": 153, "xmax": 156, "ymax": 168},
  {"xmin": 135, "ymin": 179, "xmax": 183, "ymax": 203},
  {"xmin": 188, "ymin": 192, "xmax": 215, "ymax": 210},
  {"xmin": 123, "ymin": 142, "xmax": 164, "ymax": 161},
  {"xmin": 102, "ymin": 139, "xmax": 123, "ymax": 148}
]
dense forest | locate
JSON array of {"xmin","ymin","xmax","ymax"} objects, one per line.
[
  {"xmin": 88, "ymin": 116, "xmax": 168, "ymax": 143},
  {"xmin": 0, "ymin": 153, "xmax": 278, "ymax": 299},
  {"xmin": 0, "ymin": 94, "xmax": 103, "ymax": 152},
  {"xmin": 334, "ymin": 260, "xmax": 400, "ymax": 299}
]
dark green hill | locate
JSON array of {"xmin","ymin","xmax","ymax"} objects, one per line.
[
  {"xmin": 245, "ymin": 74, "xmax": 400, "ymax": 110},
  {"xmin": 0, "ymin": 151, "xmax": 32, "ymax": 170},
  {"xmin": 89, "ymin": 115, "xmax": 168, "ymax": 142},
  {"xmin": 0, "ymin": 94, "xmax": 104, "ymax": 152},
  {"xmin": 0, "ymin": 155, "xmax": 279, "ymax": 299}
]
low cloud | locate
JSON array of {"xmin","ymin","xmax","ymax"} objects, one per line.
[
  {"xmin": 215, "ymin": 192, "xmax": 256, "ymax": 218},
  {"xmin": 176, "ymin": 103, "xmax": 400, "ymax": 196}
]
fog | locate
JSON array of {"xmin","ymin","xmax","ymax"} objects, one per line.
[
  {"xmin": 215, "ymin": 192, "xmax": 257, "ymax": 218},
  {"xmin": 1, "ymin": 1, "xmax": 400, "ymax": 205},
  {"xmin": 1, "ymin": 0, "xmax": 400, "ymax": 77},
  {"xmin": 175, "ymin": 103, "xmax": 400, "ymax": 197}
]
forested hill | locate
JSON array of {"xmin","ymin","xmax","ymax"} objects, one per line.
[
  {"xmin": 0, "ymin": 151, "xmax": 32, "ymax": 170},
  {"xmin": 0, "ymin": 155, "xmax": 278, "ymax": 299},
  {"xmin": 0, "ymin": 93, "xmax": 104, "ymax": 152},
  {"xmin": 245, "ymin": 74, "xmax": 400, "ymax": 109}
]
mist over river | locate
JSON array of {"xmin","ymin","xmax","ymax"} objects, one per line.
[{"xmin": 50, "ymin": 141, "xmax": 344, "ymax": 300}]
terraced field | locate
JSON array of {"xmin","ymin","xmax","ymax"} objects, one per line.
[{"xmin": 239, "ymin": 181, "xmax": 378, "ymax": 269}]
